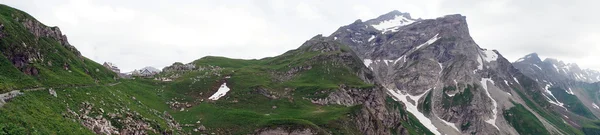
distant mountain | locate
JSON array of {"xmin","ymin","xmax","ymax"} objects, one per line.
[
  {"xmin": 513, "ymin": 53, "xmax": 600, "ymax": 122},
  {"xmin": 514, "ymin": 53, "xmax": 600, "ymax": 83},
  {"xmin": 127, "ymin": 66, "xmax": 160, "ymax": 77}
]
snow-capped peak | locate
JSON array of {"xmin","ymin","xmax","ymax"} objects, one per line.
[{"xmin": 370, "ymin": 15, "xmax": 415, "ymax": 32}]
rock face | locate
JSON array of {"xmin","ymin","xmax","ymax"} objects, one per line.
[
  {"xmin": 162, "ymin": 62, "xmax": 196, "ymax": 73},
  {"xmin": 20, "ymin": 18, "xmax": 81, "ymax": 57},
  {"xmin": 324, "ymin": 10, "xmax": 567, "ymax": 134},
  {"xmin": 103, "ymin": 62, "xmax": 121, "ymax": 73},
  {"xmin": 0, "ymin": 9, "xmax": 88, "ymax": 77}
]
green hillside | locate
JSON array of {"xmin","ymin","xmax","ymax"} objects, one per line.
[
  {"xmin": 0, "ymin": 4, "xmax": 116, "ymax": 93},
  {"xmin": 0, "ymin": 4, "xmax": 432, "ymax": 134}
]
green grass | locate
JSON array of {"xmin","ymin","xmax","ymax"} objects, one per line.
[
  {"xmin": 441, "ymin": 85, "xmax": 474, "ymax": 109},
  {"xmin": 511, "ymin": 76, "xmax": 584, "ymax": 135},
  {"xmin": 0, "ymin": 80, "xmax": 176, "ymax": 134},
  {"xmin": 503, "ymin": 101, "xmax": 551, "ymax": 135},
  {"xmin": 386, "ymin": 97, "xmax": 434, "ymax": 135},
  {"xmin": 0, "ymin": 4, "xmax": 117, "ymax": 92},
  {"xmin": 548, "ymin": 87, "xmax": 597, "ymax": 119}
]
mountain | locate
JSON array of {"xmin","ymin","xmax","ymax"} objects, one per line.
[
  {"xmin": 329, "ymin": 10, "xmax": 591, "ymax": 134},
  {"xmin": 0, "ymin": 5, "xmax": 117, "ymax": 92},
  {"xmin": 154, "ymin": 35, "xmax": 435, "ymax": 134},
  {"xmin": 514, "ymin": 53, "xmax": 600, "ymax": 83},
  {"xmin": 0, "ymin": 5, "xmax": 184, "ymax": 134},
  {"xmin": 2, "ymin": 4, "xmax": 600, "ymax": 135},
  {"xmin": 513, "ymin": 53, "xmax": 600, "ymax": 132},
  {"xmin": 127, "ymin": 66, "xmax": 161, "ymax": 77}
]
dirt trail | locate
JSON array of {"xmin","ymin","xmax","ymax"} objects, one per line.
[{"xmin": 0, "ymin": 82, "xmax": 122, "ymax": 107}]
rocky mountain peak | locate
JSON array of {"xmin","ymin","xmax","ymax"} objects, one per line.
[
  {"xmin": 299, "ymin": 34, "xmax": 343, "ymax": 53},
  {"xmin": 364, "ymin": 11, "xmax": 417, "ymax": 33}
]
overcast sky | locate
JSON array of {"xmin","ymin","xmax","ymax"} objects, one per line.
[{"xmin": 3, "ymin": 0, "xmax": 599, "ymax": 71}]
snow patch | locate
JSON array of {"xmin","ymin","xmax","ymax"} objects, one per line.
[
  {"xmin": 387, "ymin": 89, "xmax": 441, "ymax": 135},
  {"xmin": 476, "ymin": 54, "xmax": 484, "ymax": 70},
  {"xmin": 480, "ymin": 78, "xmax": 500, "ymax": 131},
  {"xmin": 368, "ymin": 35, "xmax": 376, "ymax": 42},
  {"xmin": 439, "ymin": 116, "xmax": 460, "ymax": 132},
  {"xmin": 566, "ymin": 88, "xmax": 575, "ymax": 95},
  {"xmin": 393, "ymin": 55, "xmax": 406, "ymax": 64},
  {"xmin": 504, "ymin": 80, "xmax": 510, "ymax": 87},
  {"xmin": 384, "ymin": 60, "xmax": 395, "ymax": 65},
  {"xmin": 363, "ymin": 59, "xmax": 373, "ymax": 68},
  {"xmin": 371, "ymin": 15, "xmax": 416, "ymax": 33},
  {"xmin": 533, "ymin": 64, "xmax": 542, "ymax": 70},
  {"xmin": 513, "ymin": 77, "xmax": 520, "ymax": 84},
  {"xmin": 593, "ymin": 103, "xmax": 600, "ymax": 109},
  {"xmin": 453, "ymin": 80, "xmax": 458, "ymax": 87},
  {"xmin": 415, "ymin": 34, "xmax": 441, "ymax": 50},
  {"xmin": 552, "ymin": 64, "xmax": 560, "ymax": 73},
  {"xmin": 482, "ymin": 49, "xmax": 498, "ymax": 62},
  {"xmin": 543, "ymin": 84, "xmax": 565, "ymax": 108},
  {"xmin": 333, "ymin": 37, "xmax": 337, "ymax": 40},
  {"xmin": 438, "ymin": 62, "xmax": 444, "ymax": 75},
  {"xmin": 208, "ymin": 83, "xmax": 231, "ymax": 100}
]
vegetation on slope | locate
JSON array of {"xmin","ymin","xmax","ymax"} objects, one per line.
[
  {"xmin": 0, "ymin": 80, "xmax": 177, "ymax": 134},
  {"xmin": 511, "ymin": 75, "xmax": 584, "ymax": 135},
  {"xmin": 503, "ymin": 102, "xmax": 551, "ymax": 135},
  {"xmin": 0, "ymin": 4, "xmax": 116, "ymax": 93},
  {"xmin": 549, "ymin": 87, "xmax": 597, "ymax": 119}
]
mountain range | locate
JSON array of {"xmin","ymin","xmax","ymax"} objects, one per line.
[{"xmin": 1, "ymin": 4, "xmax": 600, "ymax": 135}]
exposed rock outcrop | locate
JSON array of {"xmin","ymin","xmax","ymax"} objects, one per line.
[
  {"xmin": 162, "ymin": 62, "xmax": 196, "ymax": 73},
  {"xmin": 20, "ymin": 18, "xmax": 81, "ymax": 57}
]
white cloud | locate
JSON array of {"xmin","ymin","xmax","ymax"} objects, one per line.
[
  {"xmin": 2, "ymin": 0, "xmax": 599, "ymax": 71},
  {"xmin": 295, "ymin": 2, "xmax": 322, "ymax": 20}
]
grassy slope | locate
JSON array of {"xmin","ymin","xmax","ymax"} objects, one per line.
[
  {"xmin": 549, "ymin": 87, "xmax": 597, "ymax": 119},
  {"xmin": 512, "ymin": 74, "xmax": 584, "ymax": 135},
  {"xmin": 503, "ymin": 102, "xmax": 551, "ymax": 135},
  {"xmin": 0, "ymin": 80, "xmax": 174, "ymax": 134},
  {"xmin": 161, "ymin": 45, "xmax": 374, "ymax": 134},
  {"xmin": 0, "ymin": 4, "xmax": 116, "ymax": 93}
]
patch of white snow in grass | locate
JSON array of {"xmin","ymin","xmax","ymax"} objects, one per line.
[
  {"xmin": 543, "ymin": 84, "xmax": 566, "ymax": 109},
  {"xmin": 566, "ymin": 88, "xmax": 575, "ymax": 95},
  {"xmin": 593, "ymin": 103, "xmax": 600, "ymax": 109},
  {"xmin": 368, "ymin": 35, "xmax": 376, "ymax": 42},
  {"xmin": 208, "ymin": 83, "xmax": 231, "ymax": 100},
  {"xmin": 388, "ymin": 89, "xmax": 441, "ymax": 135}
]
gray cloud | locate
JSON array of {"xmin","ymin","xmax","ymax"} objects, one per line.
[{"xmin": 3, "ymin": 0, "xmax": 599, "ymax": 71}]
